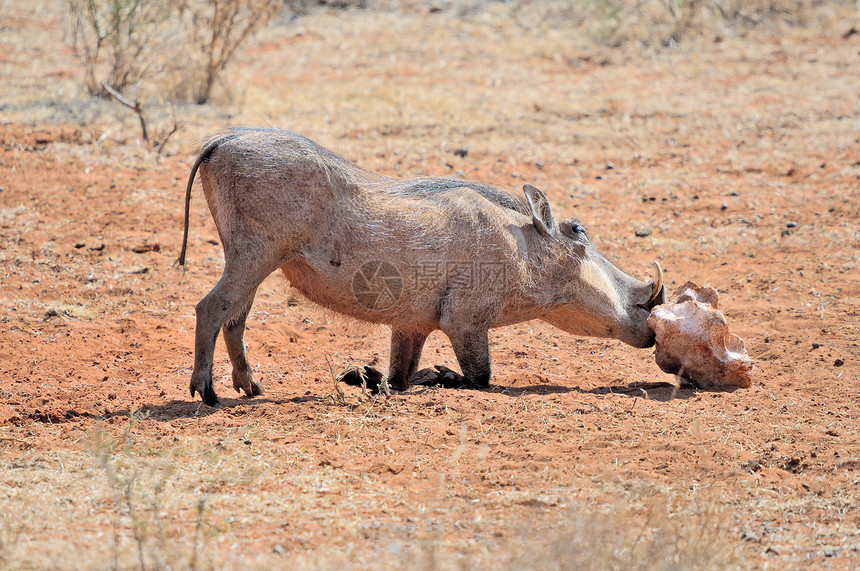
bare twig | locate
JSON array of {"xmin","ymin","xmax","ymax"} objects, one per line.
[
  {"xmin": 156, "ymin": 122, "xmax": 179, "ymax": 156},
  {"xmin": 189, "ymin": 496, "xmax": 207, "ymax": 571},
  {"xmin": 325, "ymin": 355, "xmax": 347, "ymax": 405},
  {"xmin": 100, "ymin": 82, "xmax": 149, "ymax": 142}
]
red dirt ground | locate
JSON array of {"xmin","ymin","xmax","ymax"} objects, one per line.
[{"xmin": 1, "ymin": 2, "xmax": 859, "ymax": 568}]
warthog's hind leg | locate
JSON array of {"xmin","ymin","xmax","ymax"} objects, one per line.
[
  {"xmin": 223, "ymin": 303, "xmax": 265, "ymax": 398},
  {"xmin": 190, "ymin": 252, "xmax": 279, "ymax": 407}
]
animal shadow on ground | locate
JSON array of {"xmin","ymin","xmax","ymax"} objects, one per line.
[
  {"xmin": 103, "ymin": 380, "xmax": 709, "ymax": 423},
  {"xmin": 487, "ymin": 381, "xmax": 704, "ymax": 402},
  {"xmin": 105, "ymin": 395, "xmax": 321, "ymax": 422},
  {"xmin": 580, "ymin": 382, "xmax": 707, "ymax": 402}
]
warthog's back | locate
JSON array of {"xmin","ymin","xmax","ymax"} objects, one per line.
[
  {"xmin": 203, "ymin": 128, "xmax": 531, "ymax": 213},
  {"xmin": 202, "ymin": 127, "xmax": 386, "ymax": 196}
]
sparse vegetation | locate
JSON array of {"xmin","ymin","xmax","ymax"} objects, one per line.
[
  {"xmin": 511, "ymin": 0, "xmax": 856, "ymax": 46},
  {"xmin": 88, "ymin": 410, "xmax": 176, "ymax": 569},
  {"xmin": 175, "ymin": 0, "xmax": 282, "ymax": 104},
  {"xmin": 64, "ymin": 0, "xmax": 174, "ymax": 95},
  {"xmin": 63, "ymin": 0, "xmax": 856, "ymax": 103},
  {"xmin": 43, "ymin": 302, "xmax": 98, "ymax": 320},
  {"xmin": 515, "ymin": 493, "xmax": 738, "ymax": 570},
  {"xmin": 64, "ymin": 0, "xmax": 282, "ymax": 104}
]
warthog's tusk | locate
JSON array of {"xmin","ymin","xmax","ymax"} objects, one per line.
[{"xmin": 648, "ymin": 261, "xmax": 664, "ymax": 306}]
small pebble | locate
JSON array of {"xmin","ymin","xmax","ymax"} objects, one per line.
[
  {"xmin": 740, "ymin": 527, "xmax": 759, "ymax": 542},
  {"xmin": 635, "ymin": 226, "xmax": 652, "ymax": 237}
]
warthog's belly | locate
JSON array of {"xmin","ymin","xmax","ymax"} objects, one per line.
[{"xmin": 280, "ymin": 257, "xmax": 445, "ymax": 329}]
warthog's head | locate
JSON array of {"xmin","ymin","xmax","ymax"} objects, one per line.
[{"xmin": 522, "ymin": 184, "xmax": 665, "ymax": 349}]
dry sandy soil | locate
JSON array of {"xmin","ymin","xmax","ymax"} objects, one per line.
[{"xmin": 1, "ymin": 1, "xmax": 859, "ymax": 569}]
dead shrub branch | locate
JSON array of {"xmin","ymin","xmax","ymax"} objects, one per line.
[
  {"xmin": 100, "ymin": 82, "xmax": 149, "ymax": 142},
  {"xmin": 100, "ymin": 82, "xmax": 179, "ymax": 152},
  {"xmin": 176, "ymin": 0, "xmax": 282, "ymax": 104}
]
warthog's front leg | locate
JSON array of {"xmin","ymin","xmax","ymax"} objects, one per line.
[
  {"xmin": 443, "ymin": 326, "xmax": 492, "ymax": 388},
  {"xmin": 387, "ymin": 329, "xmax": 428, "ymax": 391},
  {"xmin": 339, "ymin": 329, "xmax": 428, "ymax": 393},
  {"xmin": 416, "ymin": 305, "xmax": 492, "ymax": 389}
]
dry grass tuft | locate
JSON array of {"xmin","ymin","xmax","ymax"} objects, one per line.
[
  {"xmin": 43, "ymin": 302, "xmax": 98, "ymax": 320},
  {"xmin": 514, "ymin": 492, "xmax": 738, "ymax": 570},
  {"xmin": 509, "ymin": 0, "xmax": 857, "ymax": 47}
]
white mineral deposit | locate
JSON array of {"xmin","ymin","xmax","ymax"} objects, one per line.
[{"xmin": 647, "ymin": 281, "xmax": 754, "ymax": 389}]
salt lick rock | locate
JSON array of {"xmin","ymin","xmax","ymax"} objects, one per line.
[{"xmin": 647, "ymin": 281, "xmax": 754, "ymax": 389}]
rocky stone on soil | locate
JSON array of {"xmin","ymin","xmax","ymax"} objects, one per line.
[{"xmin": 647, "ymin": 281, "xmax": 755, "ymax": 389}]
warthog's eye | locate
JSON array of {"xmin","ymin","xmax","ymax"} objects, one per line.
[{"xmin": 561, "ymin": 219, "xmax": 587, "ymax": 240}]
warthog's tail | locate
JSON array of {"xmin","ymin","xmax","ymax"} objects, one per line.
[{"xmin": 177, "ymin": 133, "xmax": 235, "ymax": 266}]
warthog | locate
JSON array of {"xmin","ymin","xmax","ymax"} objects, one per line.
[{"xmin": 179, "ymin": 127, "xmax": 665, "ymax": 406}]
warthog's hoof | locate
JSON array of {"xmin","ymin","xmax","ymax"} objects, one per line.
[
  {"xmin": 232, "ymin": 370, "xmax": 265, "ymax": 398},
  {"xmin": 194, "ymin": 384, "xmax": 222, "ymax": 408},
  {"xmin": 411, "ymin": 365, "xmax": 484, "ymax": 389},
  {"xmin": 337, "ymin": 365, "xmax": 386, "ymax": 393}
]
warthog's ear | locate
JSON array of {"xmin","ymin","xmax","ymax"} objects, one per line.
[{"xmin": 523, "ymin": 184, "xmax": 558, "ymax": 238}]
